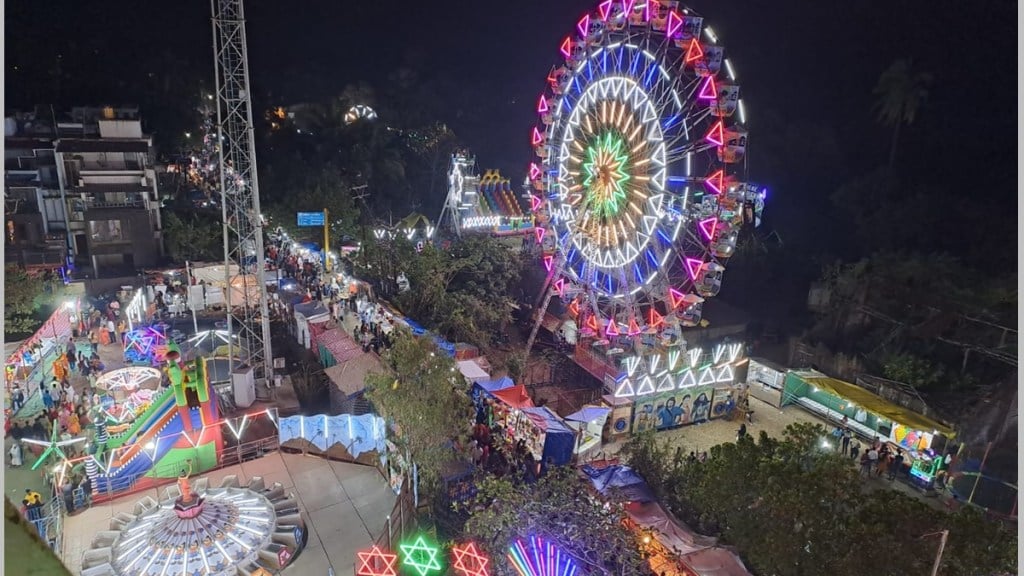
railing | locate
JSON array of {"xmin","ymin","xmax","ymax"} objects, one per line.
[{"xmin": 371, "ymin": 477, "xmax": 417, "ymax": 551}]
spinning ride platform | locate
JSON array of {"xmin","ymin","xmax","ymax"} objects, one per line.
[{"xmin": 81, "ymin": 475, "xmax": 305, "ymax": 576}]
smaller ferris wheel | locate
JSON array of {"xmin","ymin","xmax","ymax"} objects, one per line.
[{"xmin": 525, "ymin": 1, "xmax": 767, "ymax": 368}]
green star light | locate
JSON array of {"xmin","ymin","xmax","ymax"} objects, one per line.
[
  {"xmin": 582, "ymin": 132, "xmax": 631, "ymax": 219},
  {"xmin": 399, "ymin": 535, "xmax": 443, "ymax": 576}
]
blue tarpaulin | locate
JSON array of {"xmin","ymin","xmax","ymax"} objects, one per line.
[
  {"xmin": 476, "ymin": 376, "xmax": 515, "ymax": 394},
  {"xmin": 565, "ymin": 406, "xmax": 611, "ymax": 424},
  {"xmin": 522, "ymin": 406, "xmax": 576, "ymax": 466},
  {"xmin": 581, "ymin": 464, "xmax": 656, "ymax": 503}
]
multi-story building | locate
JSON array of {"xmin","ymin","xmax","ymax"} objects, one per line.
[
  {"xmin": 6, "ymin": 107, "xmax": 166, "ymax": 277},
  {"xmin": 4, "ymin": 112, "xmax": 69, "ymax": 270}
]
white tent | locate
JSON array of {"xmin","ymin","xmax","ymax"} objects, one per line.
[{"xmin": 456, "ymin": 359, "xmax": 491, "ymax": 384}]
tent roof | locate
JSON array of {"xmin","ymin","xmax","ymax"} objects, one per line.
[
  {"xmin": 799, "ymin": 374, "xmax": 956, "ymax": 437},
  {"xmin": 566, "ymin": 406, "xmax": 611, "ymax": 423},
  {"xmin": 456, "ymin": 359, "xmax": 490, "ymax": 382},
  {"xmin": 325, "ymin": 354, "xmax": 383, "ymax": 398},
  {"xmin": 522, "ymin": 406, "xmax": 574, "ymax": 436},
  {"xmin": 680, "ymin": 547, "xmax": 753, "ymax": 576},
  {"xmin": 476, "ymin": 376, "xmax": 514, "ymax": 393},
  {"xmin": 492, "ymin": 384, "xmax": 535, "ymax": 409},
  {"xmin": 625, "ymin": 501, "xmax": 718, "ymax": 556},
  {"xmin": 581, "ymin": 464, "xmax": 655, "ymax": 503},
  {"xmin": 294, "ymin": 301, "xmax": 329, "ymax": 319}
]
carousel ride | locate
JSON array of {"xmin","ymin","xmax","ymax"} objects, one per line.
[
  {"xmin": 85, "ymin": 341, "xmax": 224, "ymax": 496},
  {"xmin": 81, "ymin": 472, "xmax": 304, "ymax": 576},
  {"xmin": 526, "ymin": 1, "xmax": 766, "ymax": 399}
]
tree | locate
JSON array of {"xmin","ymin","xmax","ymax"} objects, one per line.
[
  {"xmin": 161, "ymin": 211, "xmax": 223, "ymax": 263},
  {"xmin": 622, "ymin": 423, "xmax": 1017, "ymax": 576},
  {"xmin": 364, "ymin": 330, "xmax": 473, "ymax": 494},
  {"xmin": 460, "ymin": 467, "xmax": 651, "ymax": 576},
  {"xmin": 873, "ymin": 58, "xmax": 933, "ymax": 169},
  {"xmin": 4, "ymin": 264, "xmax": 62, "ymax": 337}
]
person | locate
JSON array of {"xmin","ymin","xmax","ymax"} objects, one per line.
[
  {"xmin": 9, "ymin": 442, "xmax": 23, "ymax": 467},
  {"xmin": 866, "ymin": 445, "xmax": 879, "ymax": 476},
  {"xmin": 841, "ymin": 428, "xmax": 852, "ymax": 456},
  {"xmin": 889, "ymin": 450, "xmax": 905, "ymax": 481},
  {"xmin": 698, "ymin": 451, "xmax": 708, "ymax": 463},
  {"xmin": 61, "ymin": 480, "xmax": 74, "ymax": 514},
  {"xmin": 23, "ymin": 489, "xmax": 43, "ymax": 520},
  {"xmin": 849, "ymin": 439, "xmax": 861, "ymax": 462},
  {"xmin": 11, "ymin": 384, "xmax": 25, "ymax": 413},
  {"xmin": 737, "ymin": 422, "xmax": 747, "ymax": 441},
  {"xmin": 42, "ymin": 388, "xmax": 54, "ymax": 411}
]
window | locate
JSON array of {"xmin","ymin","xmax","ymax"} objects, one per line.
[{"xmin": 89, "ymin": 219, "xmax": 126, "ymax": 243}]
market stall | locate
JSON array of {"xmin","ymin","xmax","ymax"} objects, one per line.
[
  {"xmin": 511, "ymin": 406, "xmax": 575, "ymax": 466},
  {"xmin": 565, "ymin": 406, "xmax": 611, "ymax": 456},
  {"xmin": 293, "ymin": 301, "xmax": 330, "ymax": 349},
  {"xmin": 456, "ymin": 359, "xmax": 491, "ymax": 384},
  {"xmin": 745, "ymin": 357, "xmax": 787, "ymax": 408}
]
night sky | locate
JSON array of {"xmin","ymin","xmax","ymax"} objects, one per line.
[{"xmin": 6, "ymin": 0, "xmax": 1017, "ymax": 264}]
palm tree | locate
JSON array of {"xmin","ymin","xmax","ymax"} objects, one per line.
[{"xmin": 873, "ymin": 58, "xmax": 933, "ymax": 169}]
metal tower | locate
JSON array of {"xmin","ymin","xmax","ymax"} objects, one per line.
[{"xmin": 211, "ymin": 0, "xmax": 272, "ymax": 388}]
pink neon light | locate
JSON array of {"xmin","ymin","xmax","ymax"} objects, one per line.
[
  {"xmin": 578, "ymin": 14, "xmax": 591, "ymax": 37},
  {"xmin": 606, "ymin": 319, "xmax": 620, "ymax": 337},
  {"xmin": 534, "ymin": 226, "xmax": 546, "ymax": 244},
  {"xmin": 560, "ymin": 37, "xmax": 572, "ymax": 59},
  {"xmin": 698, "ymin": 216, "xmax": 718, "ymax": 241},
  {"xmin": 684, "ymin": 38, "xmax": 704, "ymax": 63},
  {"xmin": 529, "ymin": 162, "xmax": 542, "ymax": 180},
  {"xmin": 627, "ymin": 317, "xmax": 642, "ymax": 336},
  {"xmin": 704, "ymin": 169, "xmax": 724, "ymax": 194},
  {"xmin": 685, "ymin": 257, "xmax": 704, "ymax": 281},
  {"xmin": 698, "ymin": 76, "xmax": 718, "ymax": 100},
  {"xmin": 648, "ymin": 307, "xmax": 664, "ymax": 328},
  {"xmin": 543, "ymin": 255, "xmax": 553, "ymax": 272},
  {"xmin": 554, "ymin": 278, "xmax": 566, "ymax": 296},
  {"xmin": 586, "ymin": 314, "xmax": 600, "ymax": 332},
  {"xmin": 668, "ymin": 287, "xmax": 686, "ymax": 309},
  {"xmin": 622, "ymin": 0, "xmax": 636, "ymax": 16},
  {"xmin": 705, "ymin": 120, "xmax": 725, "ymax": 146},
  {"xmin": 537, "ymin": 95, "xmax": 548, "ymax": 114},
  {"xmin": 532, "ymin": 127, "xmax": 544, "ymax": 146},
  {"xmin": 530, "ymin": 194, "xmax": 543, "ymax": 211},
  {"xmin": 666, "ymin": 10, "xmax": 683, "ymax": 37},
  {"xmin": 569, "ymin": 299, "xmax": 580, "ymax": 316},
  {"xmin": 598, "ymin": 0, "xmax": 613, "ymax": 20}
]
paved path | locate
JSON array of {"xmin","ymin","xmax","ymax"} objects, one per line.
[{"xmin": 61, "ymin": 451, "xmax": 396, "ymax": 576}]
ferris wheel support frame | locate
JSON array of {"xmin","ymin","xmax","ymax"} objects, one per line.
[{"xmin": 211, "ymin": 0, "xmax": 272, "ymax": 390}]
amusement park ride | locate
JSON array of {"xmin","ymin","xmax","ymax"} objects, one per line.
[
  {"xmin": 439, "ymin": 153, "xmax": 535, "ymax": 238},
  {"xmin": 525, "ymin": 1, "xmax": 767, "ymax": 399}
]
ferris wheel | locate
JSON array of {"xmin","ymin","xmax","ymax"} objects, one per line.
[{"xmin": 526, "ymin": 0, "xmax": 766, "ymax": 356}]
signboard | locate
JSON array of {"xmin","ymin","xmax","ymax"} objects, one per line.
[{"xmin": 297, "ymin": 211, "xmax": 325, "ymax": 227}]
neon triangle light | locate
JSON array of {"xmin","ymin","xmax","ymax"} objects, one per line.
[
  {"xmin": 668, "ymin": 287, "xmax": 686, "ymax": 309},
  {"xmin": 698, "ymin": 216, "xmax": 718, "ymax": 241},
  {"xmin": 614, "ymin": 377, "xmax": 635, "ymax": 398},
  {"xmin": 586, "ymin": 314, "xmax": 600, "ymax": 332},
  {"xmin": 685, "ymin": 257, "xmax": 704, "ymax": 281},
  {"xmin": 688, "ymin": 348, "xmax": 702, "ymax": 367},
  {"xmin": 624, "ymin": 355, "xmax": 642, "ymax": 376},
  {"xmin": 578, "ymin": 14, "xmax": 591, "ymax": 37},
  {"xmin": 568, "ymin": 299, "xmax": 580, "ymax": 316},
  {"xmin": 627, "ymin": 317, "xmax": 642, "ymax": 336},
  {"xmin": 621, "ymin": 0, "xmax": 636, "ymax": 15},
  {"xmin": 648, "ymin": 307, "xmax": 664, "ymax": 328},
  {"xmin": 530, "ymin": 194, "xmax": 543, "ymax": 211},
  {"xmin": 684, "ymin": 38, "xmax": 704, "ymax": 63},
  {"xmin": 543, "ymin": 254, "xmax": 553, "ymax": 272},
  {"xmin": 657, "ymin": 373, "xmax": 676, "ymax": 392},
  {"xmin": 717, "ymin": 364, "xmax": 735, "ymax": 382},
  {"xmin": 606, "ymin": 319, "xmax": 620, "ymax": 337},
  {"xmin": 698, "ymin": 76, "xmax": 718, "ymax": 100},
  {"xmin": 553, "ymin": 277, "xmax": 565, "ymax": 296},
  {"xmin": 704, "ymin": 169, "xmax": 724, "ymax": 194},
  {"xmin": 560, "ymin": 37, "xmax": 573, "ymax": 59},
  {"xmin": 635, "ymin": 375, "xmax": 656, "ymax": 396},
  {"xmin": 529, "ymin": 162, "xmax": 542, "ymax": 180},
  {"xmin": 705, "ymin": 120, "xmax": 725, "ymax": 146},
  {"xmin": 698, "ymin": 367, "xmax": 717, "ymax": 386},
  {"xmin": 532, "ymin": 126, "xmax": 544, "ymax": 146},
  {"xmin": 534, "ymin": 226, "xmax": 546, "ymax": 244},
  {"xmin": 537, "ymin": 95, "xmax": 548, "ymax": 114},
  {"xmin": 666, "ymin": 10, "xmax": 683, "ymax": 38},
  {"xmin": 599, "ymin": 0, "xmax": 613, "ymax": 20},
  {"xmin": 679, "ymin": 369, "xmax": 697, "ymax": 388}
]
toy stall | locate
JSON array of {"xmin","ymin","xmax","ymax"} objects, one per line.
[{"xmin": 510, "ymin": 406, "xmax": 576, "ymax": 467}]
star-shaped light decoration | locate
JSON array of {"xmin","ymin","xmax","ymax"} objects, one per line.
[
  {"xmin": 582, "ymin": 132, "xmax": 631, "ymax": 221},
  {"xmin": 452, "ymin": 541, "xmax": 490, "ymax": 576},
  {"xmin": 356, "ymin": 545, "xmax": 398, "ymax": 576},
  {"xmin": 23, "ymin": 421, "xmax": 87, "ymax": 471},
  {"xmin": 399, "ymin": 535, "xmax": 443, "ymax": 576}
]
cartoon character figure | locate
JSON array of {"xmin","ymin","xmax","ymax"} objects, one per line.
[
  {"xmin": 679, "ymin": 395, "xmax": 693, "ymax": 424},
  {"xmin": 692, "ymin": 392, "xmax": 711, "ymax": 423}
]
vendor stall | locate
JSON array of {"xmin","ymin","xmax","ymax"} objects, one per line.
[
  {"xmin": 745, "ymin": 357, "xmax": 787, "ymax": 408},
  {"xmin": 293, "ymin": 301, "xmax": 330, "ymax": 349},
  {"xmin": 513, "ymin": 406, "xmax": 576, "ymax": 467},
  {"xmin": 456, "ymin": 359, "xmax": 490, "ymax": 384},
  {"xmin": 565, "ymin": 406, "xmax": 611, "ymax": 456}
]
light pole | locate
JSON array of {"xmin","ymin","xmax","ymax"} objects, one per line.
[{"xmin": 921, "ymin": 529, "xmax": 949, "ymax": 576}]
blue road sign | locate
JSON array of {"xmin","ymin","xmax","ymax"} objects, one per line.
[{"xmin": 297, "ymin": 212, "xmax": 325, "ymax": 227}]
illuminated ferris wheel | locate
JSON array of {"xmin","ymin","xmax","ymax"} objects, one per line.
[{"xmin": 527, "ymin": 0, "xmax": 765, "ymax": 351}]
